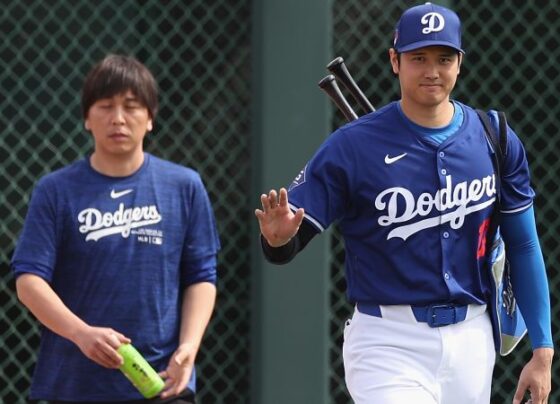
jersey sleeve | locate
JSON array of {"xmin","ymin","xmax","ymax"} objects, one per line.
[
  {"xmin": 287, "ymin": 128, "xmax": 354, "ymax": 231},
  {"xmin": 489, "ymin": 111, "xmax": 535, "ymax": 214},
  {"xmin": 11, "ymin": 177, "xmax": 59, "ymax": 282},
  {"xmin": 180, "ymin": 173, "xmax": 220, "ymax": 287}
]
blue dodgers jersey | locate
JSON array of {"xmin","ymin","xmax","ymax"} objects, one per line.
[
  {"xmin": 11, "ymin": 153, "xmax": 220, "ymax": 401},
  {"xmin": 288, "ymin": 102, "xmax": 534, "ymax": 306}
]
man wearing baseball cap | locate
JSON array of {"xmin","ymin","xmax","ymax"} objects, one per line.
[{"xmin": 256, "ymin": 2, "xmax": 553, "ymax": 404}]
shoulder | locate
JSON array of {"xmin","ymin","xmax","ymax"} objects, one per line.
[
  {"xmin": 345, "ymin": 102, "xmax": 398, "ymax": 129},
  {"xmin": 460, "ymin": 103, "xmax": 525, "ymax": 149},
  {"xmin": 145, "ymin": 154, "xmax": 204, "ymax": 185},
  {"xmin": 330, "ymin": 102, "xmax": 400, "ymax": 141},
  {"xmin": 459, "ymin": 102, "xmax": 509, "ymax": 137},
  {"xmin": 147, "ymin": 154, "xmax": 200, "ymax": 177},
  {"xmin": 35, "ymin": 158, "xmax": 89, "ymax": 189},
  {"xmin": 481, "ymin": 109, "xmax": 526, "ymax": 154}
]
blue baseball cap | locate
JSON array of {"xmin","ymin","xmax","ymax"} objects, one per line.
[{"xmin": 393, "ymin": 2, "xmax": 464, "ymax": 54}]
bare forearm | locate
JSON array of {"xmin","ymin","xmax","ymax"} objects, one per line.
[
  {"xmin": 179, "ymin": 282, "xmax": 216, "ymax": 351},
  {"xmin": 16, "ymin": 273, "xmax": 88, "ymax": 344}
]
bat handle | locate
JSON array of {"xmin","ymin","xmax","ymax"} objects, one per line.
[
  {"xmin": 318, "ymin": 75, "xmax": 358, "ymax": 122},
  {"xmin": 327, "ymin": 56, "xmax": 375, "ymax": 114}
]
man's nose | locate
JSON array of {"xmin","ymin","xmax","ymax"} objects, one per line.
[
  {"xmin": 111, "ymin": 107, "xmax": 126, "ymax": 124},
  {"xmin": 424, "ymin": 63, "xmax": 439, "ymax": 79}
]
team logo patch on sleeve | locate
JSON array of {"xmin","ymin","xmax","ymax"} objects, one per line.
[{"xmin": 288, "ymin": 165, "xmax": 307, "ymax": 190}]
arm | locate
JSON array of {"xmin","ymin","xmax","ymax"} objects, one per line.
[
  {"xmin": 500, "ymin": 207, "xmax": 554, "ymax": 404},
  {"xmin": 160, "ymin": 281, "xmax": 217, "ymax": 398},
  {"xmin": 16, "ymin": 273, "xmax": 130, "ymax": 368},
  {"xmin": 261, "ymin": 219, "xmax": 319, "ymax": 264},
  {"xmin": 501, "ymin": 207, "xmax": 553, "ymax": 350}
]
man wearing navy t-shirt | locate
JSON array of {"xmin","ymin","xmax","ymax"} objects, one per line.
[{"xmin": 12, "ymin": 54, "xmax": 220, "ymax": 403}]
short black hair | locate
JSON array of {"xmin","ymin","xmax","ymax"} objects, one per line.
[{"xmin": 81, "ymin": 54, "xmax": 158, "ymax": 120}]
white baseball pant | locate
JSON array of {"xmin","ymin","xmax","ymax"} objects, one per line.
[{"xmin": 342, "ymin": 304, "xmax": 495, "ymax": 404}]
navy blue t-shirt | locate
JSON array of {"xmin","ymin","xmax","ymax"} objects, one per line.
[{"xmin": 12, "ymin": 153, "xmax": 220, "ymax": 401}]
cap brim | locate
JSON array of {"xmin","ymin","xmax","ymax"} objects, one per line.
[{"xmin": 397, "ymin": 40, "xmax": 465, "ymax": 54}]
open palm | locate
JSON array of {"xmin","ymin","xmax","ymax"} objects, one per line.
[{"xmin": 255, "ymin": 188, "xmax": 304, "ymax": 247}]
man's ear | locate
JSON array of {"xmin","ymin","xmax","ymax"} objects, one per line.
[
  {"xmin": 389, "ymin": 48, "xmax": 400, "ymax": 74},
  {"xmin": 84, "ymin": 120, "xmax": 90, "ymax": 131}
]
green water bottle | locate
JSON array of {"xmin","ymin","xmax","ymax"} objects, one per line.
[{"xmin": 117, "ymin": 343, "xmax": 165, "ymax": 398}]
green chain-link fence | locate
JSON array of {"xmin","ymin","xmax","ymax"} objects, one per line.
[{"xmin": 1, "ymin": 1, "xmax": 558, "ymax": 403}]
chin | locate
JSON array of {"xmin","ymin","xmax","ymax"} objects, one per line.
[
  {"xmin": 105, "ymin": 147, "xmax": 135, "ymax": 156},
  {"xmin": 419, "ymin": 94, "xmax": 448, "ymax": 107}
]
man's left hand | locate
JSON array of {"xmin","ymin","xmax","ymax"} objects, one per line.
[
  {"xmin": 513, "ymin": 347, "xmax": 554, "ymax": 404},
  {"xmin": 159, "ymin": 343, "xmax": 196, "ymax": 399}
]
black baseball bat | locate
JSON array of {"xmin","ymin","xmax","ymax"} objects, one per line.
[
  {"xmin": 318, "ymin": 75, "xmax": 358, "ymax": 121},
  {"xmin": 327, "ymin": 56, "xmax": 375, "ymax": 114}
]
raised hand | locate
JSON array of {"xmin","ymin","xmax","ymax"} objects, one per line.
[{"xmin": 255, "ymin": 187, "xmax": 304, "ymax": 247}]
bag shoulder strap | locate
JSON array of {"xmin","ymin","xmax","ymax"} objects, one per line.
[
  {"xmin": 476, "ymin": 109, "xmax": 508, "ymax": 257},
  {"xmin": 476, "ymin": 109, "xmax": 508, "ymax": 204}
]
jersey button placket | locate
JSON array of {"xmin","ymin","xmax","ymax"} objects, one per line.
[
  {"xmin": 438, "ymin": 149, "xmax": 447, "ymax": 176},
  {"xmin": 438, "ymin": 149, "xmax": 452, "ymax": 288},
  {"xmin": 442, "ymin": 231, "xmax": 451, "ymax": 282}
]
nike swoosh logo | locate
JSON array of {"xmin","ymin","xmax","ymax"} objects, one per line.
[
  {"xmin": 384, "ymin": 153, "xmax": 407, "ymax": 164},
  {"xmin": 110, "ymin": 189, "xmax": 133, "ymax": 199}
]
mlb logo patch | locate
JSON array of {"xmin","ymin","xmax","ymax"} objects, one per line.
[{"xmin": 289, "ymin": 165, "xmax": 307, "ymax": 190}]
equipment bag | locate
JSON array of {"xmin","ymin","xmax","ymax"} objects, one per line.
[{"xmin": 476, "ymin": 109, "xmax": 528, "ymax": 356}]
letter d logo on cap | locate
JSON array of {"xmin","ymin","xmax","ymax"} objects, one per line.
[{"xmin": 421, "ymin": 12, "xmax": 445, "ymax": 34}]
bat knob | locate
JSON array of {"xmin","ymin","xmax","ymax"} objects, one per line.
[
  {"xmin": 326, "ymin": 56, "xmax": 344, "ymax": 70},
  {"xmin": 318, "ymin": 74, "xmax": 336, "ymax": 88}
]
